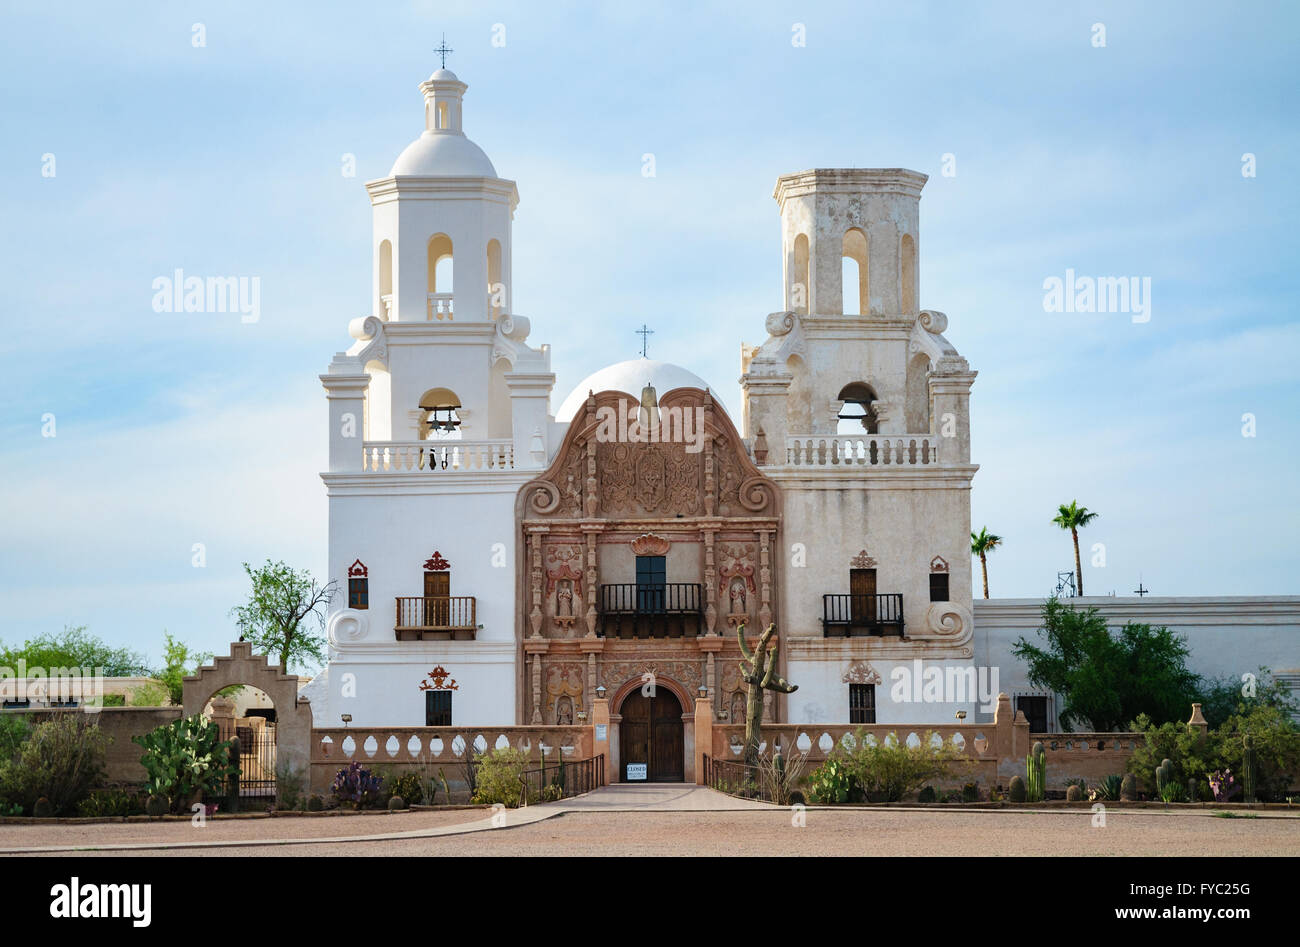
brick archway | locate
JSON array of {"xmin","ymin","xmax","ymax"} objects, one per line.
[{"xmin": 182, "ymin": 641, "xmax": 314, "ymax": 781}]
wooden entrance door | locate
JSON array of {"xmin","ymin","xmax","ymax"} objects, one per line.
[
  {"xmin": 424, "ymin": 571, "xmax": 450, "ymax": 627},
  {"xmin": 850, "ymin": 568, "xmax": 877, "ymax": 626},
  {"xmin": 619, "ymin": 689, "xmax": 684, "ymax": 782}
]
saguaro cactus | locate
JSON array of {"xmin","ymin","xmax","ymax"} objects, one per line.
[
  {"xmin": 1242, "ymin": 735, "xmax": 1257, "ymax": 804},
  {"xmin": 1025, "ymin": 741, "xmax": 1046, "ymax": 802},
  {"xmin": 1155, "ymin": 758, "xmax": 1174, "ymax": 796},
  {"xmin": 737, "ymin": 623, "xmax": 798, "ymax": 771}
]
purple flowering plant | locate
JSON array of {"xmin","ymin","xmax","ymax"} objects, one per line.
[{"xmin": 331, "ymin": 761, "xmax": 384, "ymax": 806}]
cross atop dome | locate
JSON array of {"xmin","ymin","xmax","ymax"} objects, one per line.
[{"xmin": 435, "ymin": 34, "xmax": 454, "ymax": 69}]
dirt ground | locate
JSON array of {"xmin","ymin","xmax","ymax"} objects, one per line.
[{"xmin": 8, "ymin": 806, "xmax": 1298, "ymax": 857}]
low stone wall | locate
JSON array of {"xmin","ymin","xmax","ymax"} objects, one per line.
[
  {"xmin": 309, "ymin": 725, "xmax": 595, "ymax": 795},
  {"xmin": 702, "ymin": 695, "xmax": 1145, "ymax": 791},
  {"xmin": 5, "ymin": 707, "xmax": 182, "ymax": 786}
]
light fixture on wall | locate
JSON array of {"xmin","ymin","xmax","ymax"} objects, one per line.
[
  {"xmin": 955, "ymin": 710, "xmax": 967, "ymax": 722},
  {"xmin": 341, "ymin": 714, "xmax": 352, "ymax": 727},
  {"xmin": 595, "ymin": 685, "xmax": 607, "ymax": 700}
]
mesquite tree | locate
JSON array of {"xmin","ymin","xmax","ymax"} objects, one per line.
[{"xmin": 737, "ymin": 622, "xmax": 797, "ymax": 770}]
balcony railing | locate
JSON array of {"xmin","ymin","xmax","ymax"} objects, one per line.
[
  {"xmin": 362, "ymin": 440, "xmax": 514, "ymax": 473},
  {"xmin": 785, "ymin": 435, "xmax": 939, "ymax": 467},
  {"xmin": 821, "ymin": 593, "xmax": 905, "ymax": 637},
  {"xmin": 598, "ymin": 583, "xmax": 703, "ymax": 639},
  {"xmin": 427, "ymin": 292, "xmax": 454, "ymax": 320},
  {"xmin": 395, "ymin": 596, "xmax": 477, "ymax": 640}
]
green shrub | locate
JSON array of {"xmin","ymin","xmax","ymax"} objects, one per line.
[
  {"xmin": 76, "ymin": 788, "xmax": 139, "ymax": 818},
  {"xmin": 380, "ymin": 769, "xmax": 425, "ymax": 806},
  {"xmin": 1215, "ymin": 705, "xmax": 1300, "ymax": 802},
  {"xmin": 917, "ymin": 785, "xmax": 936, "ymax": 803},
  {"xmin": 128, "ymin": 682, "xmax": 170, "ymax": 707},
  {"xmin": 0, "ymin": 714, "xmax": 29, "ymax": 763},
  {"xmin": 807, "ymin": 758, "xmax": 859, "ymax": 804},
  {"xmin": 132, "ymin": 715, "xmax": 237, "ymax": 813},
  {"xmin": 307, "ymin": 794, "xmax": 324, "ymax": 812},
  {"xmin": 0, "ymin": 714, "xmax": 108, "ymax": 815},
  {"xmin": 99, "ymin": 694, "xmax": 126, "ymax": 707},
  {"xmin": 1093, "ymin": 773, "xmax": 1123, "ymax": 801},
  {"xmin": 276, "ymin": 762, "xmax": 306, "ymax": 811},
  {"xmin": 470, "ymin": 747, "xmax": 530, "ymax": 808},
  {"xmin": 847, "ymin": 731, "xmax": 968, "ymax": 803},
  {"xmin": 1127, "ymin": 714, "xmax": 1221, "ymax": 796}
]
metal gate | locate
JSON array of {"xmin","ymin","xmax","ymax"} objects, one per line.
[{"xmin": 217, "ymin": 720, "xmax": 277, "ymax": 800}]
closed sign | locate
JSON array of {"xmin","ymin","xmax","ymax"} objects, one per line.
[{"xmin": 626, "ymin": 763, "xmax": 647, "ymax": 781}]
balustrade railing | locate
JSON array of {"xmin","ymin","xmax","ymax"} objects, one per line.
[
  {"xmin": 395, "ymin": 596, "xmax": 477, "ymax": 639},
  {"xmin": 362, "ymin": 439, "xmax": 514, "ymax": 473},
  {"xmin": 821, "ymin": 593, "xmax": 905, "ymax": 636},
  {"xmin": 427, "ymin": 292, "xmax": 454, "ymax": 319},
  {"xmin": 784, "ymin": 435, "xmax": 939, "ymax": 467}
]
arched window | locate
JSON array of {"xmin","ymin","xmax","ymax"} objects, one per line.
[
  {"xmin": 378, "ymin": 240, "xmax": 392, "ymax": 319},
  {"xmin": 837, "ymin": 382, "xmax": 879, "ymax": 435},
  {"xmin": 905, "ymin": 352, "xmax": 931, "ymax": 433},
  {"xmin": 790, "ymin": 233, "xmax": 809, "ymax": 314},
  {"xmin": 900, "ymin": 233, "xmax": 917, "ymax": 314},
  {"xmin": 427, "ymin": 234, "xmax": 453, "ymax": 319},
  {"xmin": 418, "ymin": 387, "xmax": 462, "ymax": 440},
  {"xmin": 842, "ymin": 228, "xmax": 869, "ymax": 315},
  {"xmin": 486, "ymin": 238, "xmax": 503, "ymax": 320}
]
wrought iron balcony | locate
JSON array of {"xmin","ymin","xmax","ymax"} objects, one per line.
[
  {"xmin": 821, "ymin": 593, "xmax": 904, "ymax": 637},
  {"xmin": 598, "ymin": 583, "xmax": 703, "ymax": 639},
  {"xmin": 395, "ymin": 596, "xmax": 477, "ymax": 640}
]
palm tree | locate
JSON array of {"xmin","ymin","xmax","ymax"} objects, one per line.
[
  {"xmin": 1052, "ymin": 500, "xmax": 1099, "ymax": 596},
  {"xmin": 970, "ymin": 527, "xmax": 1002, "ymax": 599}
]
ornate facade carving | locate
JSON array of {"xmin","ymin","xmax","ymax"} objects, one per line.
[
  {"xmin": 630, "ymin": 533, "xmax": 671, "ymax": 557},
  {"xmin": 418, "ymin": 666, "xmax": 459, "ymax": 691},
  {"xmin": 930, "ymin": 555, "xmax": 949, "ymax": 573},
  {"xmin": 850, "ymin": 549, "xmax": 877, "ymax": 569},
  {"xmin": 841, "ymin": 661, "xmax": 883, "ymax": 685}
]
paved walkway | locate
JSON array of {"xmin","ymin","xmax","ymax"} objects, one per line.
[{"xmin": 0, "ymin": 785, "xmax": 765, "ymax": 854}]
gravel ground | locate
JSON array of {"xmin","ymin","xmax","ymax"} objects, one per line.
[
  {"xmin": 21, "ymin": 808, "xmax": 1299, "ymax": 857},
  {"xmin": 0, "ymin": 808, "xmax": 486, "ymax": 850}
]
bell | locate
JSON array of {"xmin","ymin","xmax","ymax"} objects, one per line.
[{"xmin": 639, "ymin": 383, "xmax": 660, "ymax": 430}]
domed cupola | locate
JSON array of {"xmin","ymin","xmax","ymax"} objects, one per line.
[
  {"xmin": 366, "ymin": 53, "xmax": 518, "ymax": 324},
  {"xmin": 389, "ymin": 67, "xmax": 498, "ymax": 177}
]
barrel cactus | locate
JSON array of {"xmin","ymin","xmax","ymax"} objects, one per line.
[
  {"xmin": 388, "ymin": 796, "xmax": 406, "ymax": 811},
  {"xmin": 1120, "ymin": 773, "xmax": 1137, "ymax": 801},
  {"xmin": 1009, "ymin": 775, "xmax": 1027, "ymax": 803},
  {"xmin": 1242, "ymin": 734, "xmax": 1257, "ymax": 803},
  {"xmin": 1065, "ymin": 784, "xmax": 1084, "ymax": 802},
  {"xmin": 145, "ymin": 794, "xmax": 167, "ymax": 818},
  {"xmin": 307, "ymin": 794, "xmax": 324, "ymax": 812},
  {"xmin": 33, "ymin": 797, "xmax": 53, "ymax": 818}
]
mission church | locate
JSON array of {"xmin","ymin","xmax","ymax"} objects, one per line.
[{"xmin": 300, "ymin": 60, "xmax": 1299, "ymax": 781}]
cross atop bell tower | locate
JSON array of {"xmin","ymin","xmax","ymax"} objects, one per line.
[{"xmin": 435, "ymin": 34, "xmax": 454, "ymax": 69}]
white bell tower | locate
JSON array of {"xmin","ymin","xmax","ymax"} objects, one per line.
[{"xmin": 367, "ymin": 62, "xmax": 517, "ymax": 326}]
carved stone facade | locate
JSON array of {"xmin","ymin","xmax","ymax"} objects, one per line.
[{"xmin": 516, "ymin": 386, "xmax": 782, "ymax": 723}]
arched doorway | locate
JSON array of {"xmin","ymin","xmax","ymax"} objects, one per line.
[
  {"xmin": 619, "ymin": 688, "xmax": 684, "ymax": 782},
  {"xmin": 203, "ymin": 685, "xmax": 277, "ymax": 802}
]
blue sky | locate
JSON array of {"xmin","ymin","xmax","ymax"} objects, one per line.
[{"xmin": 1, "ymin": 1, "xmax": 1296, "ymax": 667}]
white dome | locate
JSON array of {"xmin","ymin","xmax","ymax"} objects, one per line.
[
  {"xmin": 430, "ymin": 67, "xmax": 459, "ymax": 81},
  {"xmin": 390, "ymin": 131, "xmax": 497, "ymax": 177},
  {"xmin": 555, "ymin": 358, "xmax": 713, "ymax": 422}
]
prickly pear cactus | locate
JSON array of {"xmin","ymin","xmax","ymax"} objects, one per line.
[
  {"xmin": 1009, "ymin": 775, "xmax": 1027, "ymax": 803},
  {"xmin": 1120, "ymin": 773, "xmax": 1137, "ymax": 801}
]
